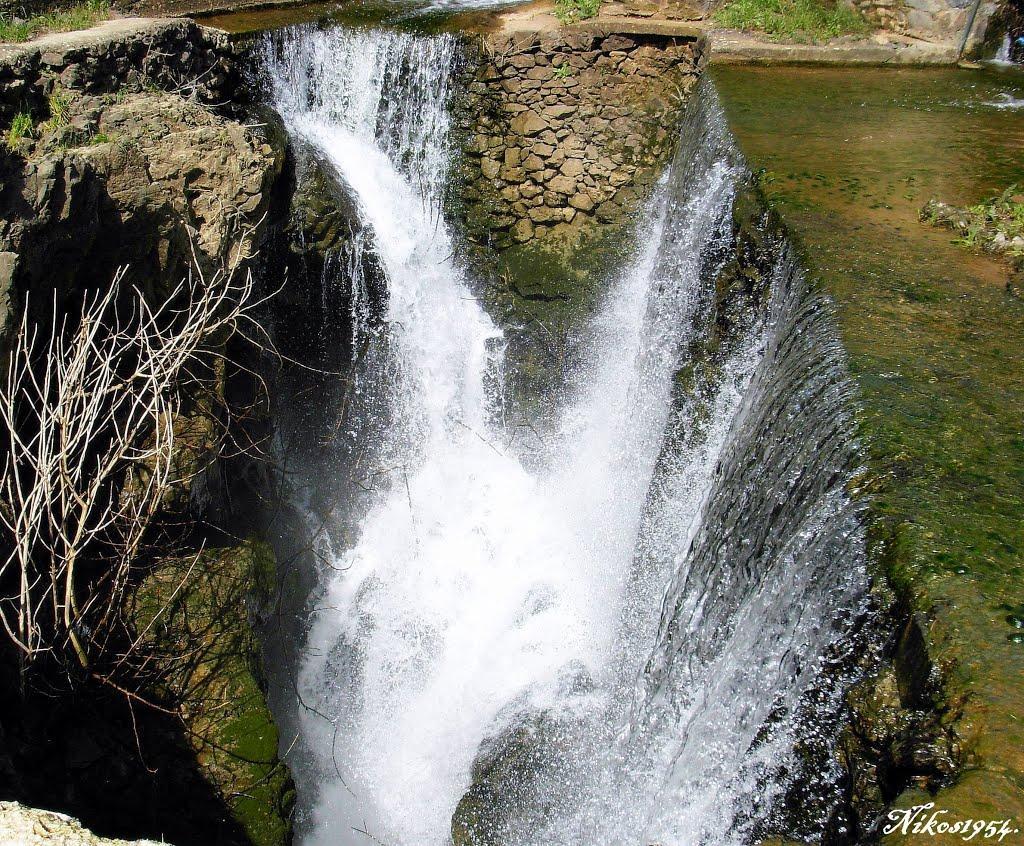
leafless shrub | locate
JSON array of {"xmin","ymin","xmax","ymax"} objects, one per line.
[{"xmin": 0, "ymin": 258, "xmax": 262, "ymax": 670}]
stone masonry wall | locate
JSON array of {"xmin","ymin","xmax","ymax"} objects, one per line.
[
  {"xmin": 0, "ymin": 19, "xmax": 241, "ymax": 127},
  {"xmin": 454, "ymin": 30, "xmax": 701, "ymax": 251}
]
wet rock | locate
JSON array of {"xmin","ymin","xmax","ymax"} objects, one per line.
[
  {"xmin": 595, "ymin": 200, "xmax": 624, "ymax": 222},
  {"xmin": 511, "ymin": 218, "xmax": 534, "ymax": 243},
  {"xmin": 451, "ymin": 695, "xmax": 594, "ymax": 846}
]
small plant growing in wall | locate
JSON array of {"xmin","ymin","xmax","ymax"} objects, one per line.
[
  {"xmin": 553, "ymin": 63, "xmax": 574, "ymax": 79},
  {"xmin": 554, "ymin": 0, "xmax": 601, "ymax": 24},
  {"xmin": 42, "ymin": 87, "xmax": 72, "ymax": 133},
  {"xmin": 5, "ymin": 111, "xmax": 33, "ymax": 150}
]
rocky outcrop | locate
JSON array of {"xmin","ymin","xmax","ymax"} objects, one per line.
[
  {"xmin": 0, "ymin": 801, "xmax": 169, "ymax": 846},
  {"xmin": 0, "ymin": 18, "xmax": 277, "ymax": 343},
  {"xmin": 1, "ymin": 91, "xmax": 281, "ymax": 327},
  {"xmin": 850, "ymin": 0, "xmax": 998, "ymax": 47},
  {"xmin": 0, "ymin": 19, "xmax": 296, "ymax": 846},
  {"xmin": 455, "ymin": 28, "xmax": 700, "ymax": 251}
]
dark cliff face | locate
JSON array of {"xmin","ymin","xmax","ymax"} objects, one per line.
[
  {"xmin": 0, "ymin": 23, "xmax": 311, "ymax": 846},
  {"xmin": 258, "ymin": 143, "xmax": 388, "ymax": 484},
  {"xmin": 0, "ymin": 19, "xmax": 399, "ymax": 841}
]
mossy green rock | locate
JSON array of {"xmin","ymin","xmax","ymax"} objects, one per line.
[{"xmin": 132, "ymin": 540, "xmax": 293, "ymax": 846}]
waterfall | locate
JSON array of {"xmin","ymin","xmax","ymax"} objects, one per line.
[
  {"xmin": 263, "ymin": 26, "xmax": 870, "ymax": 846},
  {"xmin": 995, "ymin": 33, "xmax": 1012, "ymax": 63}
]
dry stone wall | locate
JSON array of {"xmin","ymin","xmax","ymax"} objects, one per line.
[
  {"xmin": 0, "ymin": 19, "xmax": 241, "ymax": 127},
  {"xmin": 455, "ymin": 29, "xmax": 701, "ymax": 251}
]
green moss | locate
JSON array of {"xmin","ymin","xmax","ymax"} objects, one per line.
[
  {"xmin": 715, "ymin": 0, "xmax": 868, "ymax": 43},
  {"xmin": 131, "ymin": 539, "xmax": 293, "ymax": 846},
  {"xmin": 0, "ymin": 0, "xmax": 109, "ymax": 43},
  {"xmin": 476, "ymin": 224, "xmax": 631, "ymax": 421}
]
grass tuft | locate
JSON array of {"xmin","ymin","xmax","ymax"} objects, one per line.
[
  {"xmin": 41, "ymin": 87, "xmax": 72, "ymax": 132},
  {"xmin": 554, "ymin": 0, "xmax": 601, "ymax": 24},
  {"xmin": 5, "ymin": 111, "xmax": 33, "ymax": 150},
  {"xmin": 0, "ymin": 0, "xmax": 110, "ymax": 44},
  {"xmin": 715, "ymin": 0, "xmax": 867, "ymax": 43}
]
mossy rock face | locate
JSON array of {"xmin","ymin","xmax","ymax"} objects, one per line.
[
  {"xmin": 131, "ymin": 539, "xmax": 293, "ymax": 846},
  {"xmin": 840, "ymin": 664, "xmax": 962, "ymax": 837},
  {"xmin": 470, "ymin": 222, "xmax": 635, "ymax": 432},
  {"xmin": 288, "ymin": 146, "xmax": 365, "ymax": 262}
]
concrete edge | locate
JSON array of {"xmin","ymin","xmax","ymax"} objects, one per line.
[{"xmin": 0, "ymin": 17, "xmax": 182, "ymax": 63}]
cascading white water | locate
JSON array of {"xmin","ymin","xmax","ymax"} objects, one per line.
[
  {"xmin": 994, "ymin": 33, "xmax": 1014, "ymax": 63},
  {"xmin": 264, "ymin": 26, "xmax": 869, "ymax": 846}
]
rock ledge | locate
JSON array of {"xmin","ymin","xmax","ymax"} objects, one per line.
[{"xmin": 0, "ymin": 802, "xmax": 172, "ymax": 846}]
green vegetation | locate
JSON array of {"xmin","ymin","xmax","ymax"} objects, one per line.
[
  {"xmin": 0, "ymin": 0, "xmax": 109, "ymax": 43},
  {"xmin": 132, "ymin": 540, "xmax": 293, "ymax": 846},
  {"xmin": 42, "ymin": 87, "xmax": 72, "ymax": 132},
  {"xmin": 5, "ymin": 111, "xmax": 32, "ymax": 150},
  {"xmin": 553, "ymin": 0, "xmax": 601, "ymax": 24},
  {"xmin": 714, "ymin": 64, "xmax": 1024, "ymax": 836},
  {"xmin": 923, "ymin": 185, "xmax": 1024, "ymax": 257},
  {"xmin": 715, "ymin": 0, "xmax": 867, "ymax": 43}
]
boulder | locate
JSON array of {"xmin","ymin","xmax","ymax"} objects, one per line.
[{"xmin": 0, "ymin": 802, "xmax": 168, "ymax": 846}]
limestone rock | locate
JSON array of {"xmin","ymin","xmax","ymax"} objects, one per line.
[
  {"xmin": 87, "ymin": 93, "xmax": 282, "ymax": 266},
  {"xmin": 548, "ymin": 174, "xmax": 576, "ymax": 195},
  {"xmin": 0, "ymin": 802, "xmax": 168, "ymax": 846},
  {"xmin": 569, "ymin": 192, "xmax": 595, "ymax": 212},
  {"xmin": 481, "ymin": 157, "xmax": 501, "ymax": 179},
  {"xmin": 560, "ymin": 158, "xmax": 585, "ymax": 178}
]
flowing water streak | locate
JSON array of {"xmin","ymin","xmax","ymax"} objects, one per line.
[
  {"xmin": 514, "ymin": 85, "xmax": 871, "ymax": 846},
  {"xmin": 994, "ymin": 33, "xmax": 1013, "ymax": 63},
  {"xmin": 264, "ymin": 27, "xmax": 870, "ymax": 846}
]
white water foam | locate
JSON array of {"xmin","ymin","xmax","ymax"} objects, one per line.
[
  {"xmin": 985, "ymin": 92, "xmax": 1024, "ymax": 109},
  {"xmin": 264, "ymin": 26, "xmax": 868, "ymax": 846}
]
